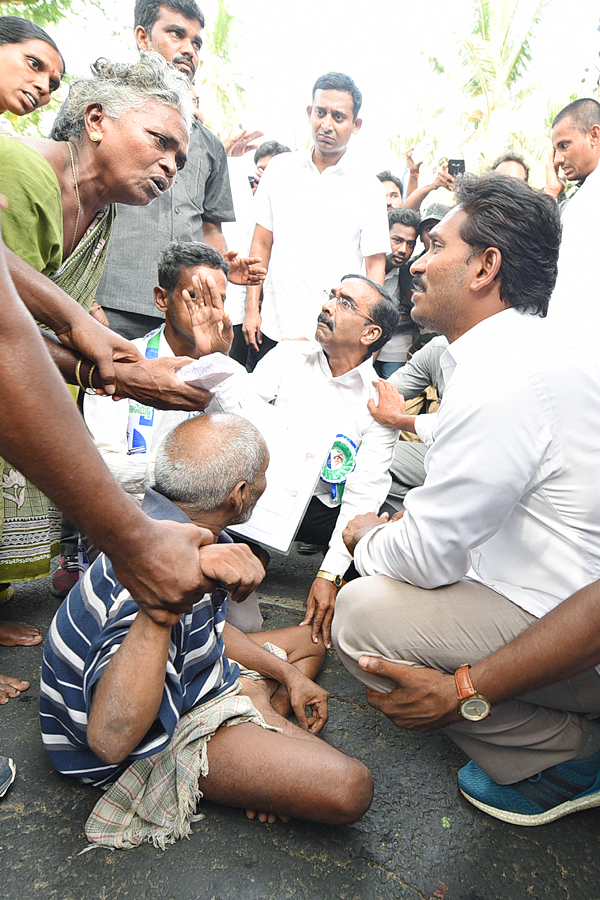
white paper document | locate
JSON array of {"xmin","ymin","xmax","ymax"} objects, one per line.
[{"xmin": 178, "ymin": 353, "xmax": 238, "ymax": 391}]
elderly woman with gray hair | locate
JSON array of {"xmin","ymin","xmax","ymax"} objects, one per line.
[{"xmin": 0, "ymin": 52, "xmax": 192, "ymax": 629}]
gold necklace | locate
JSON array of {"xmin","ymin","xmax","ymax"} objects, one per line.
[{"xmin": 66, "ymin": 141, "xmax": 81, "ymax": 257}]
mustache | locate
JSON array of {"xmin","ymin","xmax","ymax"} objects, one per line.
[
  {"xmin": 173, "ymin": 55, "xmax": 196, "ymax": 76},
  {"xmin": 317, "ymin": 312, "xmax": 334, "ymax": 331},
  {"xmin": 412, "ymin": 277, "xmax": 426, "ymax": 292}
]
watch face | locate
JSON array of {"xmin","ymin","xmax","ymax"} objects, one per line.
[{"xmin": 460, "ymin": 696, "xmax": 491, "ymax": 721}]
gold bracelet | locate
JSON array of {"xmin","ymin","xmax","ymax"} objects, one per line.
[
  {"xmin": 87, "ymin": 363, "xmax": 97, "ymax": 394},
  {"xmin": 74, "ymin": 358, "xmax": 86, "ymax": 392}
]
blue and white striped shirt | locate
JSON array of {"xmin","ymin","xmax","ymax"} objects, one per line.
[{"xmin": 39, "ymin": 489, "xmax": 238, "ymax": 787}]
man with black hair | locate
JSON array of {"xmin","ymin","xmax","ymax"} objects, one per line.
[
  {"xmin": 252, "ymin": 140, "xmax": 291, "ymax": 193},
  {"xmin": 377, "ymin": 170, "xmax": 403, "ymax": 209},
  {"xmin": 377, "ymin": 207, "xmax": 420, "ymax": 377},
  {"xmin": 85, "ymin": 241, "xmax": 228, "ymax": 503},
  {"xmin": 546, "ymin": 97, "xmax": 600, "ymax": 338},
  {"xmin": 490, "ymin": 151, "xmax": 529, "ymax": 182},
  {"xmin": 333, "ymin": 174, "xmax": 600, "ymax": 826},
  {"xmin": 243, "ymin": 72, "xmax": 388, "ymax": 368},
  {"xmin": 96, "ymin": 0, "xmax": 264, "ymax": 341}
]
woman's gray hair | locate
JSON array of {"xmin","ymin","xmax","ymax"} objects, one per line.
[
  {"xmin": 50, "ymin": 52, "xmax": 192, "ymax": 142},
  {"xmin": 154, "ymin": 414, "xmax": 268, "ymax": 512}
]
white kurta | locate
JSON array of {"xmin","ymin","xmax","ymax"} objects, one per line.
[
  {"xmin": 253, "ymin": 147, "xmax": 389, "ymax": 341},
  {"xmin": 355, "ymin": 308, "xmax": 600, "ymax": 619}
]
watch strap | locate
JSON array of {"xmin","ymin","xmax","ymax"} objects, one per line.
[
  {"xmin": 454, "ymin": 663, "xmax": 476, "ymax": 701},
  {"xmin": 316, "ymin": 570, "xmax": 345, "ymax": 589}
]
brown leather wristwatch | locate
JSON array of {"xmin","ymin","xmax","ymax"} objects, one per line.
[{"xmin": 454, "ymin": 664, "xmax": 491, "ymax": 721}]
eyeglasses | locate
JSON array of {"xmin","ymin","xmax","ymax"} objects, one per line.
[{"xmin": 323, "ymin": 289, "xmax": 378, "ymax": 326}]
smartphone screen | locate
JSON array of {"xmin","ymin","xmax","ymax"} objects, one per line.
[{"xmin": 448, "ymin": 159, "xmax": 466, "ymax": 177}]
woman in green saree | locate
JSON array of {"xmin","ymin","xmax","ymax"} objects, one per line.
[{"xmin": 0, "ymin": 50, "xmax": 192, "ymax": 645}]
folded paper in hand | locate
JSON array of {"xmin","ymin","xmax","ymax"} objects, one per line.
[{"xmin": 177, "ymin": 353, "xmax": 238, "ymax": 391}]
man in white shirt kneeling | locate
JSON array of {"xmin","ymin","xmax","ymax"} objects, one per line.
[{"xmin": 334, "ymin": 173, "xmax": 600, "ymax": 827}]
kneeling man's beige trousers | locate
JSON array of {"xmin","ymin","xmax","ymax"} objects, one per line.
[{"xmin": 332, "ymin": 576, "xmax": 600, "ymax": 783}]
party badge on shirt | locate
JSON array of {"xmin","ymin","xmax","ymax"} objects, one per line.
[{"xmin": 320, "ymin": 434, "xmax": 358, "ymax": 503}]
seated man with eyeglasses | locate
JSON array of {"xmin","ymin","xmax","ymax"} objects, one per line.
[{"xmin": 192, "ymin": 273, "xmax": 401, "ymax": 651}]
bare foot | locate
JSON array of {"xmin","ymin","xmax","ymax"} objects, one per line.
[
  {"xmin": 0, "ymin": 621, "xmax": 42, "ymax": 647},
  {"xmin": 0, "ymin": 673, "xmax": 30, "ymax": 704},
  {"xmin": 245, "ymin": 809, "xmax": 291, "ymax": 824}
]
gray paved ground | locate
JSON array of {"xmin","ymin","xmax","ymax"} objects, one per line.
[{"xmin": 0, "ymin": 548, "xmax": 599, "ymax": 900}]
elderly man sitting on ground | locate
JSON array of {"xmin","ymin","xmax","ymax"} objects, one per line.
[{"xmin": 40, "ymin": 414, "xmax": 372, "ymax": 847}]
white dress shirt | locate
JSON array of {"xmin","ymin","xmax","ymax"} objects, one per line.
[
  {"xmin": 83, "ymin": 327, "xmax": 192, "ymax": 502},
  {"xmin": 211, "ymin": 340, "xmax": 399, "ymax": 576},
  {"xmin": 546, "ymin": 160, "xmax": 600, "ymax": 344},
  {"xmin": 355, "ymin": 307, "xmax": 600, "ymax": 618},
  {"xmin": 253, "ymin": 147, "xmax": 389, "ymax": 341}
]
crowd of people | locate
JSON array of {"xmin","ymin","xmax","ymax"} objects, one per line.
[{"xmin": 1, "ymin": 0, "xmax": 600, "ymax": 846}]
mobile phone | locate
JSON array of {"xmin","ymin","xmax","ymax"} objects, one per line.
[
  {"xmin": 448, "ymin": 159, "xmax": 466, "ymax": 177},
  {"xmin": 248, "ymin": 175, "xmax": 258, "ymax": 190}
]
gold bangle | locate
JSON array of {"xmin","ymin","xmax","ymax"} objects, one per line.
[
  {"xmin": 74, "ymin": 358, "xmax": 86, "ymax": 392},
  {"xmin": 87, "ymin": 363, "xmax": 97, "ymax": 394}
]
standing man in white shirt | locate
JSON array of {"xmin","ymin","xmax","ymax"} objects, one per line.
[
  {"xmin": 243, "ymin": 72, "xmax": 389, "ymax": 369},
  {"xmin": 332, "ymin": 173, "xmax": 600, "ymax": 827},
  {"xmin": 545, "ymin": 97, "xmax": 600, "ymax": 341}
]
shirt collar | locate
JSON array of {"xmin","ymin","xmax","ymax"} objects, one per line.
[
  {"xmin": 305, "ymin": 144, "xmax": 353, "ymax": 175},
  {"xmin": 142, "ymin": 486, "xmax": 192, "ymax": 525},
  {"xmin": 441, "ymin": 307, "xmax": 529, "ymax": 383},
  {"xmin": 312, "ymin": 341, "xmax": 376, "ymax": 388}
]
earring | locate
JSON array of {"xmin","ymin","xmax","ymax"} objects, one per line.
[{"xmin": 89, "ymin": 132, "xmax": 100, "ymax": 143}]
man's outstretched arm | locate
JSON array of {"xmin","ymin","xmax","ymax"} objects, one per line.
[
  {"xmin": 243, "ymin": 225, "xmax": 273, "ymax": 351},
  {"xmin": 0, "ymin": 236, "xmax": 218, "ymax": 624},
  {"xmin": 360, "ymin": 579, "xmax": 600, "ymax": 732}
]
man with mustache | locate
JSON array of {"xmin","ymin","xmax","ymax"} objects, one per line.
[
  {"xmin": 545, "ymin": 97, "xmax": 600, "ymax": 341},
  {"xmin": 334, "ymin": 174, "xmax": 600, "ymax": 827},
  {"xmin": 96, "ymin": 0, "xmax": 264, "ymax": 341},
  {"xmin": 243, "ymin": 72, "xmax": 389, "ymax": 369},
  {"xmin": 201, "ymin": 275, "xmax": 400, "ymax": 650}
]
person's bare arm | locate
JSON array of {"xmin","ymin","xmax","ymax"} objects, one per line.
[
  {"xmin": 87, "ymin": 607, "xmax": 174, "ymax": 763},
  {"xmin": 243, "ymin": 224, "xmax": 273, "ymax": 351},
  {"xmin": 359, "ymin": 579, "xmax": 600, "ymax": 732},
  {"xmin": 365, "ymin": 253, "xmax": 386, "ymax": 286},
  {"xmin": 223, "ymin": 623, "xmax": 328, "ymax": 733},
  {"xmin": 87, "ymin": 543, "xmax": 265, "ymax": 763},
  {"xmin": 5, "ymin": 247, "xmax": 141, "ymax": 395},
  {"xmin": 42, "ymin": 332, "xmax": 213, "ymax": 412},
  {"xmin": 0, "ymin": 235, "xmax": 221, "ymax": 624},
  {"xmin": 403, "ymin": 163, "xmax": 454, "ymax": 211}
]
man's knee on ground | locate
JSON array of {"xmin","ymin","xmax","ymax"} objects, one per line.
[{"xmin": 325, "ymin": 756, "xmax": 374, "ymax": 824}]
